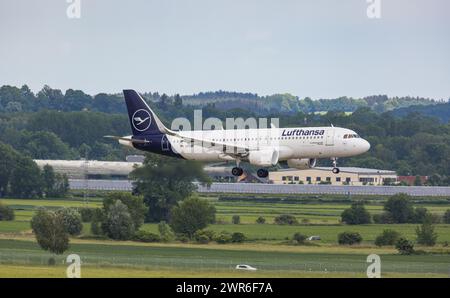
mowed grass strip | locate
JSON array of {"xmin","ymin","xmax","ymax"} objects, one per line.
[
  {"xmin": 0, "ymin": 239, "xmax": 449, "ymax": 276},
  {"xmin": 1, "ymin": 264, "xmax": 448, "ymax": 278}
]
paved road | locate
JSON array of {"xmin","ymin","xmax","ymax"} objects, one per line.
[{"xmin": 69, "ymin": 179, "xmax": 450, "ymax": 197}]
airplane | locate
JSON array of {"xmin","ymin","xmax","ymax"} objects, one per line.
[{"xmin": 106, "ymin": 90, "xmax": 370, "ymax": 178}]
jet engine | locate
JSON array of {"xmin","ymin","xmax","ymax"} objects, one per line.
[
  {"xmin": 287, "ymin": 158, "xmax": 317, "ymax": 170},
  {"xmin": 248, "ymin": 149, "xmax": 279, "ymax": 167}
]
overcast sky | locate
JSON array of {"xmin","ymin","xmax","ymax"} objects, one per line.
[{"xmin": 0, "ymin": 0, "xmax": 449, "ymax": 100}]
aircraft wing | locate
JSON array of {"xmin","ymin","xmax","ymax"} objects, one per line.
[
  {"xmin": 164, "ymin": 129, "xmax": 254, "ymax": 157},
  {"xmin": 104, "ymin": 135, "xmax": 151, "ymax": 144}
]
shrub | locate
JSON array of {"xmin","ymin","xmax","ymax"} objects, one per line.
[
  {"xmin": 232, "ymin": 215, "xmax": 240, "ymax": 224},
  {"xmin": 274, "ymin": 214, "xmax": 298, "ymax": 225},
  {"xmin": 79, "ymin": 208, "xmax": 96, "ymax": 222},
  {"xmin": 102, "ymin": 200, "xmax": 135, "ymax": 240},
  {"xmin": 415, "ymin": 217, "xmax": 437, "ymax": 246},
  {"xmin": 103, "ymin": 192, "xmax": 146, "ymax": 230},
  {"xmin": 337, "ymin": 232, "xmax": 362, "ymax": 245},
  {"xmin": 170, "ymin": 197, "xmax": 216, "ymax": 237},
  {"xmin": 341, "ymin": 202, "xmax": 371, "ymax": 225},
  {"xmin": 90, "ymin": 220, "xmax": 102, "ymax": 235},
  {"xmin": 57, "ymin": 208, "xmax": 83, "ymax": 236},
  {"xmin": 413, "ymin": 207, "xmax": 429, "ymax": 224},
  {"xmin": 158, "ymin": 221, "xmax": 175, "ymax": 242},
  {"xmin": 256, "ymin": 216, "xmax": 266, "ymax": 224},
  {"xmin": 444, "ymin": 210, "xmax": 450, "ymax": 224},
  {"xmin": 231, "ymin": 232, "xmax": 246, "ymax": 243},
  {"xmin": 301, "ymin": 218, "xmax": 310, "ymax": 225},
  {"xmin": 176, "ymin": 234, "xmax": 189, "ymax": 243},
  {"xmin": 374, "ymin": 229, "xmax": 401, "ymax": 246},
  {"xmin": 0, "ymin": 203, "xmax": 15, "ymax": 221},
  {"xmin": 293, "ymin": 233, "xmax": 307, "ymax": 245},
  {"xmin": 395, "ymin": 238, "xmax": 415, "ymax": 255},
  {"xmin": 194, "ymin": 230, "xmax": 215, "ymax": 244},
  {"xmin": 214, "ymin": 231, "xmax": 232, "ymax": 244},
  {"xmin": 133, "ymin": 230, "xmax": 160, "ymax": 243},
  {"xmin": 372, "ymin": 212, "xmax": 394, "ymax": 224},
  {"xmin": 384, "ymin": 193, "xmax": 415, "ymax": 223}
]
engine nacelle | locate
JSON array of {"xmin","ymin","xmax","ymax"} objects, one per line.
[
  {"xmin": 287, "ymin": 158, "xmax": 317, "ymax": 170},
  {"xmin": 248, "ymin": 149, "xmax": 279, "ymax": 167}
]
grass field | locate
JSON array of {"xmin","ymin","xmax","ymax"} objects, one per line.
[
  {"xmin": 0, "ymin": 239, "xmax": 449, "ymax": 277},
  {"xmin": 1, "ymin": 195, "xmax": 450, "ymax": 278}
]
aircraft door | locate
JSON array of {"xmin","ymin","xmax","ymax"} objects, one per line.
[
  {"xmin": 161, "ymin": 135, "xmax": 170, "ymax": 151},
  {"xmin": 325, "ymin": 128, "xmax": 335, "ymax": 146}
]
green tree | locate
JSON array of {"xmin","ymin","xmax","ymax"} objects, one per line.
[
  {"xmin": 274, "ymin": 214, "xmax": 298, "ymax": 225},
  {"xmin": 374, "ymin": 229, "xmax": 401, "ymax": 246},
  {"xmin": 103, "ymin": 192, "xmax": 147, "ymax": 230},
  {"xmin": 0, "ymin": 202, "xmax": 15, "ymax": 221},
  {"xmin": 57, "ymin": 208, "xmax": 83, "ymax": 236},
  {"xmin": 395, "ymin": 238, "xmax": 415, "ymax": 255},
  {"xmin": 102, "ymin": 200, "xmax": 135, "ymax": 240},
  {"xmin": 232, "ymin": 215, "xmax": 240, "ymax": 224},
  {"xmin": 169, "ymin": 197, "xmax": 216, "ymax": 238},
  {"xmin": 384, "ymin": 193, "xmax": 415, "ymax": 223},
  {"xmin": 158, "ymin": 221, "xmax": 175, "ymax": 242},
  {"xmin": 256, "ymin": 216, "xmax": 266, "ymax": 224},
  {"xmin": 443, "ymin": 210, "xmax": 450, "ymax": 224},
  {"xmin": 337, "ymin": 232, "xmax": 362, "ymax": 245},
  {"xmin": 42, "ymin": 164, "xmax": 56, "ymax": 196},
  {"xmin": 293, "ymin": 233, "xmax": 307, "ymax": 245},
  {"xmin": 130, "ymin": 153, "xmax": 211, "ymax": 222},
  {"xmin": 41, "ymin": 165, "xmax": 69, "ymax": 198},
  {"xmin": 341, "ymin": 202, "xmax": 371, "ymax": 225},
  {"xmin": 9, "ymin": 156, "xmax": 43, "ymax": 198},
  {"xmin": 415, "ymin": 216, "xmax": 437, "ymax": 246},
  {"xmin": 31, "ymin": 208, "xmax": 69, "ymax": 255},
  {"xmin": 231, "ymin": 232, "xmax": 246, "ymax": 243}
]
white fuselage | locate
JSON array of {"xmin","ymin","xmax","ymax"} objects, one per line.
[{"xmin": 158, "ymin": 126, "xmax": 370, "ymax": 162}]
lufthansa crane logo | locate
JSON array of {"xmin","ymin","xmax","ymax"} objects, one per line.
[{"xmin": 132, "ymin": 109, "xmax": 152, "ymax": 132}]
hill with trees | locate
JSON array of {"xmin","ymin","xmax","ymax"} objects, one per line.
[{"xmin": 1, "ymin": 84, "xmax": 449, "ymax": 185}]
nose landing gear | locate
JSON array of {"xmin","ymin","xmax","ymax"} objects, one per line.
[{"xmin": 332, "ymin": 157, "xmax": 340, "ymax": 174}]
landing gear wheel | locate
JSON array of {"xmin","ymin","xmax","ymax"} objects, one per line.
[
  {"xmin": 257, "ymin": 169, "xmax": 269, "ymax": 178},
  {"xmin": 331, "ymin": 157, "xmax": 339, "ymax": 174},
  {"xmin": 231, "ymin": 167, "xmax": 244, "ymax": 176}
]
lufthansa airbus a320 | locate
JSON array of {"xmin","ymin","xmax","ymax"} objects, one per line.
[{"xmin": 106, "ymin": 90, "xmax": 370, "ymax": 178}]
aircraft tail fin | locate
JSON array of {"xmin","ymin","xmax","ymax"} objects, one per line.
[{"xmin": 123, "ymin": 89, "xmax": 168, "ymax": 136}]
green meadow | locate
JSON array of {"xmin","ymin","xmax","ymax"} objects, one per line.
[{"xmin": 0, "ymin": 195, "xmax": 449, "ymax": 277}]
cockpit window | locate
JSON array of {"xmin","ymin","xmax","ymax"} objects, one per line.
[{"xmin": 344, "ymin": 134, "xmax": 360, "ymax": 139}]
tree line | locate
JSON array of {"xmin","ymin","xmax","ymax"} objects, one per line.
[
  {"xmin": 0, "ymin": 142, "xmax": 69, "ymax": 198},
  {"xmin": 0, "ymin": 84, "xmax": 442, "ymax": 115}
]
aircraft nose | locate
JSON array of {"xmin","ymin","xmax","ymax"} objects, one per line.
[{"xmin": 361, "ymin": 139, "xmax": 370, "ymax": 152}]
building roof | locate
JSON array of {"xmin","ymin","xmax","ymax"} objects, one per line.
[{"xmin": 276, "ymin": 167, "xmax": 396, "ymax": 175}]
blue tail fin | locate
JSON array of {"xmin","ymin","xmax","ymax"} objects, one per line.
[{"xmin": 123, "ymin": 89, "xmax": 168, "ymax": 136}]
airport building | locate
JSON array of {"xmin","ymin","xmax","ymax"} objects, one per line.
[
  {"xmin": 34, "ymin": 159, "xmax": 142, "ymax": 179},
  {"xmin": 268, "ymin": 167, "xmax": 397, "ymax": 186}
]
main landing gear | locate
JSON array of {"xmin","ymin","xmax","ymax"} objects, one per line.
[
  {"xmin": 231, "ymin": 167, "xmax": 268, "ymax": 178},
  {"xmin": 257, "ymin": 168, "xmax": 269, "ymax": 178},
  {"xmin": 332, "ymin": 157, "xmax": 340, "ymax": 174},
  {"xmin": 231, "ymin": 167, "xmax": 244, "ymax": 176}
]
